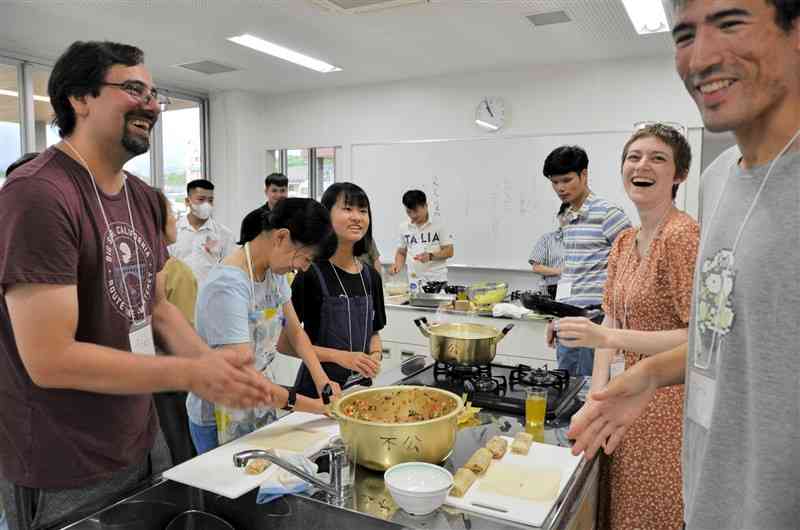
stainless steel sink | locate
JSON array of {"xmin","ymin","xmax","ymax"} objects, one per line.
[{"xmin": 57, "ymin": 477, "xmax": 404, "ymax": 530}]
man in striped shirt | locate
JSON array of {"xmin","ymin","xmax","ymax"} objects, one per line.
[{"xmin": 542, "ymin": 145, "xmax": 631, "ymax": 376}]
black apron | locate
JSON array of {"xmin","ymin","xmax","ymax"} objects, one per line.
[{"xmin": 294, "ymin": 262, "xmax": 374, "ymax": 398}]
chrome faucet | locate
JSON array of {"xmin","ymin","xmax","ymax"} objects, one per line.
[{"xmin": 233, "ymin": 437, "xmax": 351, "ymax": 506}]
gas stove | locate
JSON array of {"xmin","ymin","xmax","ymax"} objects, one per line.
[{"xmin": 401, "ymin": 360, "xmax": 587, "ymax": 423}]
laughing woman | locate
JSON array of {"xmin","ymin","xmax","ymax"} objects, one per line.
[
  {"xmin": 287, "ymin": 183, "xmax": 385, "ymax": 398},
  {"xmin": 555, "ymin": 124, "xmax": 699, "ymax": 529}
]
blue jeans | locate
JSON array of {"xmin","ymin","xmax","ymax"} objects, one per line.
[
  {"xmin": 188, "ymin": 421, "xmax": 219, "ymax": 454},
  {"xmin": 556, "ymin": 344, "xmax": 595, "ymax": 377}
]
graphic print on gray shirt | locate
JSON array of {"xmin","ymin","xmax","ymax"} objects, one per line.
[{"xmin": 684, "ymin": 146, "xmax": 800, "ymax": 530}]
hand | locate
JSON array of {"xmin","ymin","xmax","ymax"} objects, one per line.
[
  {"xmin": 188, "ymin": 348, "xmax": 274, "ymax": 409},
  {"xmin": 315, "ymin": 379, "xmax": 341, "ymax": 401},
  {"xmin": 340, "ymin": 351, "xmax": 380, "ymax": 378},
  {"xmin": 567, "ymin": 362, "xmax": 658, "ymax": 459},
  {"xmin": 555, "ymin": 317, "xmax": 611, "ymax": 349},
  {"xmin": 388, "ymin": 264, "xmax": 400, "ymax": 275},
  {"xmin": 546, "ymin": 320, "xmax": 557, "ymax": 348},
  {"xmin": 413, "ymin": 252, "xmax": 431, "ymax": 263}
]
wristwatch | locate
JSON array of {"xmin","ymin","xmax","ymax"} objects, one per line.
[{"xmin": 282, "ymin": 388, "xmax": 297, "ymax": 411}]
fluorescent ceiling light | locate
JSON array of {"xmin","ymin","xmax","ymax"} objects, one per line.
[
  {"xmin": 622, "ymin": 0, "xmax": 669, "ymax": 35},
  {"xmin": 475, "ymin": 119, "xmax": 499, "ymax": 131},
  {"xmin": 0, "ymin": 89, "xmax": 50, "ymax": 102},
  {"xmin": 228, "ymin": 34, "xmax": 342, "ymax": 73}
]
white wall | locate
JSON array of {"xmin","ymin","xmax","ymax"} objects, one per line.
[{"xmin": 209, "ymin": 54, "xmax": 703, "ymax": 289}]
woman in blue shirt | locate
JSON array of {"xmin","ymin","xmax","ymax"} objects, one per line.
[{"xmin": 187, "ymin": 198, "xmax": 339, "ymax": 453}]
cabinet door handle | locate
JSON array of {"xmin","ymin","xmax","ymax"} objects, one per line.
[
  {"xmin": 381, "ymin": 348, "xmax": 391, "ymax": 359},
  {"xmin": 401, "ymin": 350, "xmax": 416, "ymax": 359}
]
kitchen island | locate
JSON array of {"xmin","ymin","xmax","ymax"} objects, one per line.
[{"xmin": 49, "ymin": 358, "xmax": 598, "ymax": 530}]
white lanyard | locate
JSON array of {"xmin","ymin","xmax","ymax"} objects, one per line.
[
  {"xmin": 330, "ymin": 260, "xmax": 370, "ymax": 355},
  {"xmin": 62, "ymin": 140, "xmax": 147, "ymax": 323},
  {"xmin": 695, "ymin": 127, "xmax": 800, "ymax": 369}
]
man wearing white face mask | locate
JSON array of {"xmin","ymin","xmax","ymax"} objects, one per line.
[{"xmin": 171, "ymin": 179, "xmax": 235, "ymax": 285}]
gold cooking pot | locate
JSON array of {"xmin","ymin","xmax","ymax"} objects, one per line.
[
  {"xmin": 328, "ymin": 385, "xmax": 463, "ymax": 471},
  {"xmin": 413, "ymin": 317, "xmax": 514, "ymax": 365}
]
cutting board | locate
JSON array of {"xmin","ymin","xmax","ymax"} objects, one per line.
[
  {"xmin": 444, "ymin": 437, "xmax": 582, "ymax": 528},
  {"xmin": 162, "ymin": 412, "xmax": 339, "ymax": 499}
]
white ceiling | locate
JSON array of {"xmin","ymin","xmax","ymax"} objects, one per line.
[{"xmin": 0, "ymin": 0, "xmax": 675, "ymax": 97}]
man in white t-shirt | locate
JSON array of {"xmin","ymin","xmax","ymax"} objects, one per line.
[
  {"xmin": 389, "ymin": 189, "xmax": 454, "ymax": 283},
  {"xmin": 170, "ymin": 179, "xmax": 235, "ymax": 285}
]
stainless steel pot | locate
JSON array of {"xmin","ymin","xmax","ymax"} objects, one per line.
[{"xmin": 413, "ymin": 317, "xmax": 513, "ymax": 365}]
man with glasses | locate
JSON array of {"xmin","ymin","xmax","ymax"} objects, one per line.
[
  {"xmin": 568, "ymin": 2, "xmax": 800, "ymax": 529},
  {"xmin": 0, "ymin": 41, "xmax": 274, "ymax": 530}
]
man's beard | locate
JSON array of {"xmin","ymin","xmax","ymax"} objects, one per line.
[{"xmin": 122, "ymin": 129, "xmax": 150, "ymax": 156}]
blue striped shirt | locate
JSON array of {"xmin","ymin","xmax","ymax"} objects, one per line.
[
  {"xmin": 529, "ymin": 230, "xmax": 564, "ymax": 287},
  {"xmin": 559, "ymin": 193, "xmax": 631, "ymax": 307}
]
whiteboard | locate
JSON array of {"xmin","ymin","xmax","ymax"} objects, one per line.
[{"xmin": 352, "ymin": 131, "xmax": 642, "ymax": 271}]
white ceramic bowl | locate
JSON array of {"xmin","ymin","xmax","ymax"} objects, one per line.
[{"xmin": 384, "ymin": 462, "xmax": 454, "ymax": 516}]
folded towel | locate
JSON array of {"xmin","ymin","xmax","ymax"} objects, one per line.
[
  {"xmin": 256, "ymin": 452, "xmax": 319, "ymax": 504},
  {"xmin": 492, "ymin": 303, "xmax": 533, "ymax": 319}
]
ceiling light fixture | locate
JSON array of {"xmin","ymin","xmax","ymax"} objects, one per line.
[
  {"xmin": 227, "ymin": 34, "xmax": 342, "ymax": 73},
  {"xmin": 621, "ymin": 0, "xmax": 669, "ymax": 35},
  {"xmin": 0, "ymin": 89, "xmax": 50, "ymax": 102}
]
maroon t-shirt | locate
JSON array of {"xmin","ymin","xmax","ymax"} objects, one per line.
[{"xmin": 0, "ymin": 147, "xmax": 167, "ymax": 488}]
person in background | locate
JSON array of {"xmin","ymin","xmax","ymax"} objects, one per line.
[
  {"xmin": 557, "ymin": 124, "xmax": 698, "ymax": 529},
  {"xmin": 187, "ymin": 198, "xmax": 338, "ymax": 453},
  {"xmin": 542, "ymin": 145, "xmax": 631, "ymax": 376},
  {"xmin": 0, "ymin": 40, "xmax": 272, "ymax": 530},
  {"xmin": 528, "ymin": 202, "xmax": 569, "ymax": 298},
  {"xmin": 171, "ymin": 179, "xmax": 235, "ymax": 285},
  {"xmin": 238, "ymin": 172, "xmax": 289, "ymax": 246},
  {"xmin": 568, "ymin": 2, "xmax": 800, "ymax": 529},
  {"xmin": 289, "ymin": 183, "xmax": 384, "ymax": 398},
  {"xmin": 150, "ymin": 187, "xmax": 198, "ymax": 465},
  {"xmin": 4, "ymin": 153, "xmax": 39, "ymax": 180},
  {"xmin": 388, "ymin": 190, "xmax": 454, "ymax": 286}
]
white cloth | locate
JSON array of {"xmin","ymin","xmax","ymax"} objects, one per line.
[
  {"xmin": 169, "ymin": 214, "xmax": 235, "ymax": 285},
  {"xmin": 492, "ymin": 303, "xmax": 532, "ymax": 319},
  {"xmin": 397, "ymin": 219, "xmax": 453, "ymax": 282}
]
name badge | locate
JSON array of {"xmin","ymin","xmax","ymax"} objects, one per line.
[
  {"xmin": 129, "ymin": 317, "xmax": 156, "ymax": 356},
  {"xmin": 687, "ymin": 369, "xmax": 716, "ymax": 430},
  {"xmin": 556, "ymin": 281, "xmax": 572, "ymax": 301}
]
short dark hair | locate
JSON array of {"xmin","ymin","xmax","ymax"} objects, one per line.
[
  {"xmin": 402, "ymin": 189, "xmax": 427, "ymax": 210},
  {"xmin": 48, "ymin": 41, "xmax": 144, "ymax": 138},
  {"xmin": 5, "ymin": 152, "xmax": 39, "ymax": 177},
  {"xmin": 320, "ymin": 182, "xmax": 375, "ymax": 258},
  {"xmin": 543, "ymin": 146, "xmax": 589, "ymax": 179},
  {"xmin": 671, "ymin": 0, "xmax": 800, "ymax": 32},
  {"xmin": 151, "ymin": 186, "xmax": 169, "ymax": 235},
  {"xmin": 621, "ymin": 123, "xmax": 692, "ymax": 200},
  {"xmin": 264, "ymin": 172, "xmax": 288, "ymax": 188},
  {"xmin": 187, "ymin": 179, "xmax": 214, "ymax": 196},
  {"xmin": 262, "ymin": 198, "xmax": 332, "ymax": 255}
]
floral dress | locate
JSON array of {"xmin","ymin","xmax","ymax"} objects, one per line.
[{"xmin": 599, "ymin": 209, "xmax": 700, "ymax": 530}]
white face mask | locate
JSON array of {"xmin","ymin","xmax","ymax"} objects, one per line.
[{"xmin": 190, "ymin": 201, "xmax": 213, "ymax": 220}]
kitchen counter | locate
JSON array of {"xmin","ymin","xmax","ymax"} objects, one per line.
[
  {"xmin": 51, "ymin": 357, "xmax": 597, "ymax": 530},
  {"xmin": 385, "ymin": 301, "xmax": 552, "ymax": 322}
]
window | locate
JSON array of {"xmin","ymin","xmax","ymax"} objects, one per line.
[
  {"xmin": 30, "ymin": 67, "xmax": 59, "ymax": 151},
  {"xmin": 269, "ymin": 146, "xmax": 338, "ymax": 200},
  {"xmin": 162, "ymin": 96, "xmax": 202, "ymax": 217},
  {"xmin": 286, "ymin": 149, "xmax": 310, "ymax": 198},
  {"xmin": 314, "ymin": 147, "xmax": 336, "ymax": 196},
  {"xmin": 0, "ymin": 63, "xmax": 22, "ymax": 188}
]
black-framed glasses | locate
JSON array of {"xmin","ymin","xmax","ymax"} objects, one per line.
[{"xmin": 101, "ymin": 80, "xmax": 171, "ymax": 109}]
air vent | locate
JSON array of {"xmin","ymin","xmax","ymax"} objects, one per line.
[
  {"xmin": 312, "ymin": 0, "xmax": 427, "ymax": 14},
  {"xmin": 175, "ymin": 60, "xmax": 239, "ymax": 75},
  {"xmin": 526, "ymin": 10, "xmax": 571, "ymax": 27}
]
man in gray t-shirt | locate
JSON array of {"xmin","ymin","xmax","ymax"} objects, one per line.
[{"xmin": 566, "ymin": 2, "xmax": 800, "ymax": 528}]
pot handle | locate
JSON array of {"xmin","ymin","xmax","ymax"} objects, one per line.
[
  {"xmin": 498, "ymin": 323, "xmax": 514, "ymax": 341},
  {"xmin": 413, "ymin": 317, "xmax": 431, "ymax": 338}
]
